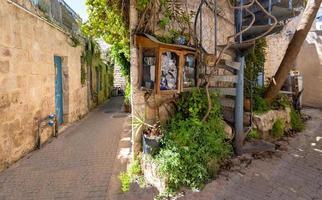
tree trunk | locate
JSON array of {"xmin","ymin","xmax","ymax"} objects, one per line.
[{"xmin": 264, "ymin": 0, "xmax": 322, "ymax": 103}]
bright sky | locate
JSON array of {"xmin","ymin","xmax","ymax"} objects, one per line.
[{"xmin": 64, "ymin": 0, "xmax": 88, "ymax": 21}]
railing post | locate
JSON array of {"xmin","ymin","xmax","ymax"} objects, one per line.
[
  {"xmin": 235, "ymin": 0, "xmax": 245, "ymax": 155},
  {"xmin": 269, "ymin": 0, "xmax": 272, "ymax": 24}
]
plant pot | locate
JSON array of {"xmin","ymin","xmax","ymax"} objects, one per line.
[
  {"xmin": 142, "ymin": 134, "xmax": 162, "ymax": 155},
  {"xmin": 244, "ymin": 98, "xmax": 251, "ymax": 111}
]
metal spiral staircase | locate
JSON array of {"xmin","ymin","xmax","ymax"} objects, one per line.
[{"xmin": 195, "ymin": 0, "xmax": 300, "ymax": 154}]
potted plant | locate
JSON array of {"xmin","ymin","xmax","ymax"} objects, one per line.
[
  {"xmin": 133, "ymin": 115, "xmax": 164, "ymax": 155},
  {"xmin": 142, "ymin": 122, "xmax": 163, "ymax": 155}
]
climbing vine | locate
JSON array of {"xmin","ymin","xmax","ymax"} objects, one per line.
[
  {"xmin": 83, "ymin": 0, "xmax": 130, "ymax": 77},
  {"xmin": 136, "ymin": 0, "xmax": 195, "ymax": 45},
  {"xmin": 245, "ymin": 38, "xmax": 267, "ymax": 98}
]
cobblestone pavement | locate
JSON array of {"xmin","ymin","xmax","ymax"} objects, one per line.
[
  {"xmin": 0, "ymin": 97, "xmax": 128, "ymax": 200},
  {"xmin": 118, "ymin": 108, "xmax": 322, "ymax": 200}
]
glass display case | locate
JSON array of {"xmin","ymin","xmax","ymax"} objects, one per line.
[{"xmin": 136, "ymin": 34, "xmax": 198, "ymax": 94}]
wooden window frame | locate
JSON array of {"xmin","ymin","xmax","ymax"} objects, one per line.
[{"xmin": 136, "ymin": 35, "xmax": 198, "ymax": 95}]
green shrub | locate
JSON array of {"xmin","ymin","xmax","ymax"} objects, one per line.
[
  {"xmin": 291, "ymin": 110, "xmax": 305, "ymax": 132},
  {"xmin": 118, "ymin": 159, "xmax": 143, "ymax": 192},
  {"xmin": 124, "ymin": 79, "xmax": 131, "ymax": 106},
  {"xmin": 154, "ymin": 89, "xmax": 233, "ymax": 194},
  {"xmin": 119, "ymin": 172, "xmax": 131, "ymax": 192},
  {"xmin": 272, "ymin": 119, "xmax": 285, "ymax": 139},
  {"xmin": 274, "ymin": 95, "xmax": 291, "ymax": 109},
  {"xmin": 248, "ymin": 129, "xmax": 261, "ymax": 140},
  {"xmin": 254, "ymin": 96, "xmax": 271, "ymax": 114}
]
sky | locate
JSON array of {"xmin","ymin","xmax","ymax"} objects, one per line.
[{"xmin": 64, "ymin": 0, "xmax": 88, "ymax": 21}]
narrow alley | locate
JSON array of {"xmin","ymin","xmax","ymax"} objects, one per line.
[{"xmin": 0, "ymin": 97, "xmax": 128, "ymax": 200}]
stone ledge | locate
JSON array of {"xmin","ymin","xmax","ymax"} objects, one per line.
[
  {"xmin": 252, "ymin": 107, "xmax": 291, "ymax": 139},
  {"xmin": 142, "ymin": 155, "xmax": 167, "ymax": 194}
]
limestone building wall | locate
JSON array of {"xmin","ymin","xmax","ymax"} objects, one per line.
[
  {"xmin": 264, "ymin": 16, "xmax": 300, "ymax": 82},
  {"xmin": 114, "ymin": 65, "xmax": 126, "ymax": 90},
  {"xmin": 265, "ymin": 12, "xmax": 322, "ymax": 109},
  {"xmin": 0, "ymin": 0, "xmax": 88, "ymax": 171},
  {"xmin": 296, "ymin": 31, "xmax": 322, "ymax": 108}
]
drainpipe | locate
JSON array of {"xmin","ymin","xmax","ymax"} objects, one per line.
[{"xmin": 234, "ymin": 0, "xmax": 245, "ymax": 155}]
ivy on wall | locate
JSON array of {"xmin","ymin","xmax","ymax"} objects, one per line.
[
  {"xmin": 245, "ymin": 38, "xmax": 267, "ymax": 98},
  {"xmin": 82, "ymin": 38, "xmax": 114, "ymax": 104}
]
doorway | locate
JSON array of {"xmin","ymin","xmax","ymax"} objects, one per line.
[{"xmin": 54, "ymin": 56, "xmax": 64, "ymax": 125}]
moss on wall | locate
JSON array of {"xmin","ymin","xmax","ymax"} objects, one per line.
[{"xmin": 97, "ymin": 63, "xmax": 114, "ymax": 104}]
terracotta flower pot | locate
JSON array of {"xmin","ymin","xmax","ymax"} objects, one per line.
[{"xmin": 244, "ymin": 98, "xmax": 251, "ymax": 111}]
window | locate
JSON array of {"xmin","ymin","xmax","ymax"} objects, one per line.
[
  {"xmin": 160, "ymin": 51, "xmax": 179, "ymax": 91},
  {"xmin": 183, "ymin": 54, "xmax": 197, "ymax": 88}
]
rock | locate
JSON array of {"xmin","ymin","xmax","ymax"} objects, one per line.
[
  {"xmin": 142, "ymin": 155, "xmax": 167, "ymax": 194},
  {"xmin": 224, "ymin": 122, "xmax": 233, "ymax": 140},
  {"xmin": 253, "ymin": 108, "xmax": 291, "ymax": 137}
]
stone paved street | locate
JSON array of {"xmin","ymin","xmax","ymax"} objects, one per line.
[
  {"xmin": 181, "ymin": 108, "xmax": 322, "ymax": 200},
  {"xmin": 0, "ymin": 97, "xmax": 128, "ymax": 200}
]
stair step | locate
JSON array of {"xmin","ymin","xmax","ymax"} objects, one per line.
[
  {"xmin": 220, "ymin": 98, "xmax": 235, "ymax": 108},
  {"xmin": 225, "ymin": 60, "xmax": 241, "ymax": 71},
  {"xmin": 218, "ymin": 41, "xmax": 255, "ymax": 57},
  {"xmin": 242, "ymin": 24, "xmax": 284, "ymax": 39},
  {"xmin": 210, "ymin": 88, "xmax": 237, "ymax": 96},
  {"xmin": 243, "ymin": 6, "xmax": 300, "ymax": 25},
  {"xmin": 212, "ymin": 75, "xmax": 238, "ymax": 83}
]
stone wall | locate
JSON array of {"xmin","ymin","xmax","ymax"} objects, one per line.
[
  {"xmin": 0, "ymin": 0, "xmax": 88, "ymax": 171},
  {"xmin": 114, "ymin": 64, "xmax": 126, "ymax": 90},
  {"xmin": 265, "ymin": 11, "xmax": 322, "ymax": 109},
  {"xmin": 264, "ymin": 16, "xmax": 300, "ymax": 83}
]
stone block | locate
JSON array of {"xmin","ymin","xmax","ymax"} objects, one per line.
[
  {"xmin": 0, "ymin": 94, "xmax": 10, "ymax": 109},
  {"xmin": 16, "ymin": 76, "xmax": 28, "ymax": 89},
  {"xmin": 7, "ymin": 119, "xmax": 22, "ymax": 134},
  {"xmin": 253, "ymin": 107, "xmax": 291, "ymax": 133},
  {"xmin": 142, "ymin": 155, "xmax": 167, "ymax": 194},
  {"xmin": 224, "ymin": 122, "xmax": 233, "ymax": 140},
  {"xmin": 0, "ymin": 61, "xmax": 9, "ymax": 73},
  {"xmin": 0, "ymin": 48, "xmax": 11, "ymax": 57},
  {"xmin": 10, "ymin": 91, "xmax": 21, "ymax": 104},
  {"xmin": 0, "ymin": 76, "xmax": 17, "ymax": 91}
]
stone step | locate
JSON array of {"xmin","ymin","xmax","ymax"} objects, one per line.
[
  {"xmin": 225, "ymin": 60, "xmax": 241, "ymax": 71},
  {"xmin": 212, "ymin": 75, "xmax": 238, "ymax": 83},
  {"xmin": 211, "ymin": 88, "xmax": 237, "ymax": 96},
  {"xmin": 242, "ymin": 140, "xmax": 276, "ymax": 154},
  {"xmin": 242, "ymin": 24, "xmax": 284, "ymax": 40},
  {"xmin": 217, "ymin": 41, "xmax": 255, "ymax": 57}
]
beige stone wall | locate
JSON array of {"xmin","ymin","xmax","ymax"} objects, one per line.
[
  {"xmin": 265, "ymin": 13, "xmax": 322, "ymax": 108},
  {"xmin": 114, "ymin": 65, "xmax": 126, "ymax": 90},
  {"xmin": 264, "ymin": 16, "xmax": 300, "ymax": 82},
  {"xmin": 296, "ymin": 32, "xmax": 322, "ymax": 108},
  {"xmin": 0, "ymin": 0, "xmax": 88, "ymax": 171}
]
